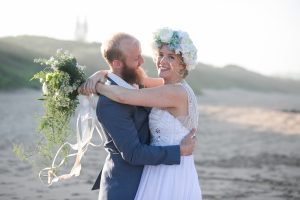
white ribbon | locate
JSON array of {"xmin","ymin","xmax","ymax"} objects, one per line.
[{"xmin": 39, "ymin": 95, "xmax": 104, "ymax": 186}]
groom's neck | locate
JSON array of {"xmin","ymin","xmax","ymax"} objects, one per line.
[{"xmin": 111, "ymin": 69, "xmax": 122, "ymax": 78}]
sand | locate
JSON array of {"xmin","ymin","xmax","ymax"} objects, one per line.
[{"xmin": 0, "ymin": 89, "xmax": 299, "ymax": 200}]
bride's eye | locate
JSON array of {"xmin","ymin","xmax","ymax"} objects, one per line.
[
  {"xmin": 157, "ymin": 54, "xmax": 163, "ymax": 59},
  {"xmin": 169, "ymin": 56, "xmax": 175, "ymax": 60}
]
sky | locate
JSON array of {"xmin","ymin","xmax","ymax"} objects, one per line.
[{"xmin": 1, "ymin": 0, "xmax": 300, "ymax": 79}]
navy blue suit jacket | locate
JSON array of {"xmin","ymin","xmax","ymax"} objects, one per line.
[{"xmin": 92, "ymin": 79, "xmax": 181, "ymax": 200}]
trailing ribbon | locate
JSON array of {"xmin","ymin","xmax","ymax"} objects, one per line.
[{"xmin": 39, "ymin": 95, "xmax": 104, "ymax": 186}]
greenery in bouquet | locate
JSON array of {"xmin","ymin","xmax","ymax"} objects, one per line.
[{"xmin": 14, "ymin": 49, "xmax": 86, "ymax": 166}]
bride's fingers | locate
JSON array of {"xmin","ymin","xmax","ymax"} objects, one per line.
[
  {"xmin": 91, "ymin": 80, "xmax": 96, "ymax": 93},
  {"xmin": 88, "ymin": 80, "xmax": 95, "ymax": 94},
  {"xmin": 87, "ymin": 79, "xmax": 97, "ymax": 94},
  {"xmin": 85, "ymin": 80, "xmax": 90, "ymax": 93},
  {"xmin": 81, "ymin": 78, "xmax": 98, "ymax": 95},
  {"xmin": 82, "ymin": 82, "xmax": 90, "ymax": 96},
  {"xmin": 78, "ymin": 86, "xmax": 89, "ymax": 96},
  {"xmin": 82, "ymin": 82, "xmax": 87, "ymax": 92},
  {"xmin": 78, "ymin": 84, "xmax": 85, "ymax": 95},
  {"xmin": 91, "ymin": 82, "xmax": 96, "ymax": 94},
  {"xmin": 85, "ymin": 81, "xmax": 91, "ymax": 94}
]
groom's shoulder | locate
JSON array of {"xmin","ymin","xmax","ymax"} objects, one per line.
[
  {"xmin": 96, "ymin": 96, "xmax": 137, "ymax": 122},
  {"xmin": 97, "ymin": 94, "xmax": 135, "ymax": 111}
]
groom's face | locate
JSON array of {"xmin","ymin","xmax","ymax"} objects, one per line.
[
  {"xmin": 120, "ymin": 40, "xmax": 144, "ymax": 85},
  {"xmin": 121, "ymin": 59, "xmax": 144, "ymax": 85}
]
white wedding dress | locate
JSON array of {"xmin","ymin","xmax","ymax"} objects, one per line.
[{"xmin": 134, "ymin": 81, "xmax": 202, "ymax": 200}]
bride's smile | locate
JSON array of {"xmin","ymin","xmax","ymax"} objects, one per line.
[{"xmin": 156, "ymin": 45, "xmax": 186, "ymax": 84}]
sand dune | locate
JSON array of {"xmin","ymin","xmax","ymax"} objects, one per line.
[{"xmin": 0, "ymin": 89, "xmax": 299, "ymax": 200}]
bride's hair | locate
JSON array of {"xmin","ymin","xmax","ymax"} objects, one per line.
[{"xmin": 176, "ymin": 52, "xmax": 189, "ymax": 78}]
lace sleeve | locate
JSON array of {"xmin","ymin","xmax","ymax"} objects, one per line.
[{"xmin": 180, "ymin": 81, "xmax": 199, "ymax": 130}]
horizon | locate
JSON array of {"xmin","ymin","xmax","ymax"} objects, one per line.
[{"xmin": 1, "ymin": 0, "xmax": 300, "ymax": 80}]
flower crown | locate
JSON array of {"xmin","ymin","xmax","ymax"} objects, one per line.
[{"xmin": 152, "ymin": 27, "xmax": 198, "ymax": 69}]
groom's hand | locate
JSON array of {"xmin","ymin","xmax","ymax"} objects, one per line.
[{"xmin": 180, "ymin": 128, "xmax": 196, "ymax": 156}]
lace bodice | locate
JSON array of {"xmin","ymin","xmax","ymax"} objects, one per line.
[{"xmin": 149, "ymin": 81, "xmax": 199, "ymax": 146}]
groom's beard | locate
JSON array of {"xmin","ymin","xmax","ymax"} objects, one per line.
[{"xmin": 121, "ymin": 64, "xmax": 143, "ymax": 85}]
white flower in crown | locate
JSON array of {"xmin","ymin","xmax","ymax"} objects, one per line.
[
  {"xmin": 159, "ymin": 28, "xmax": 174, "ymax": 43},
  {"xmin": 152, "ymin": 27, "xmax": 198, "ymax": 70}
]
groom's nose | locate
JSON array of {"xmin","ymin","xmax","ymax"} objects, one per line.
[{"xmin": 139, "ymin": 55, "xmax": 144, "ymax": 65}]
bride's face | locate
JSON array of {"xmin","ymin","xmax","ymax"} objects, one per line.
[{"xmin": 155, "ymin": 44, "xmax": 186, "ymax": 84}]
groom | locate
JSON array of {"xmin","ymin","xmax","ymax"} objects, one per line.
[{"xmin": 80, "ymin": 32, "xmax": 196, "ymax": 200}]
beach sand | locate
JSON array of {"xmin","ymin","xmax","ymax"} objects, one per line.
[{"xmin": 0, "ymin": 89, "xmax": 299, "ymax": 200}]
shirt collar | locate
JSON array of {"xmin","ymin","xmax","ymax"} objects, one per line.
[{"xmin": 107, "ymin": 72, "xmax": 136, "ymax": 89}]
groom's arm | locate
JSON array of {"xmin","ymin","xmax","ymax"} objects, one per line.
[{"xmin": 98, "ymin": 97, "xmax": 181, "ymax": 166}]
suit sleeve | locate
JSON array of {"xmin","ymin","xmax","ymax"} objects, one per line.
[{"xmin": 97, "ymin": 97, "xmax": 181, "ymax": 166}]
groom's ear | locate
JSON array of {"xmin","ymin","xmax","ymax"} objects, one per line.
[{"xmin": 112, "ymin": 60, "xmax": 123, "ymax": 69}]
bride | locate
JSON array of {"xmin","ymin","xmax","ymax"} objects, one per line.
[{"xmin": 85, "ymin": 27, "xmax": 202, "ymax": 200}]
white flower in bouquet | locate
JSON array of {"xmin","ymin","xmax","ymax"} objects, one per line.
[{"xmin": 42, "ymin": 82, "xmax": 48, "ymax": 95}]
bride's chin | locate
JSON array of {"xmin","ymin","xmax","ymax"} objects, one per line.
[
  {"xmin": 158, "ymin": 72, "xmax": 164, "ymax": 78},
  {"xmin": 158, "ymin": 70, "xmax": 169, "ymax": 78}
]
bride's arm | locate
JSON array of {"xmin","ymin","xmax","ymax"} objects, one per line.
[
  {"xmin": 78, "ymin": 70, "xmax": 109, "ymax": 95},
  {"xmin": 96, "ymin": 83, "xmax": 186, "ymax": 108},
  {"xmin": 141, "ymin": 77, "xmax": 164, "ymax": 88},
  {"xmin": 78, "ymin": 69, "xmax": 164, "ymax": 95},
  {"xmin": 137, "ymin": 67, "xmax": 164, "ymax": 88}
]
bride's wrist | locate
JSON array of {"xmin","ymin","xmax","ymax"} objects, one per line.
[
  {"xmin": 97, "ymin": 76, "xmax": 107, "ymax": 84},
  {"xmin": 99, "ymin": 70, "xmax": 108, "ymax": 78},
  {"xmin": 95, "ymin": 82, "xmax": 104, "ymax": 95},
  {"xmin": 90, "ymin": 70, "xmax": 106, "ymax": 82}
]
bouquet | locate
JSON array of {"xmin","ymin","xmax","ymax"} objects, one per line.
[{"xmin": 14, "ymin": 49, "xmax": 86, "ymax": 168}]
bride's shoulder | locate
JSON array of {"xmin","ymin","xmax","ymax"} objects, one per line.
[
  {"xmin": 162, "ymin": 83, "xmax": 187, "ymax": 94},
  {"xmin": 168, "ymin": 83, "xmax": 188, "ymax": 100}
]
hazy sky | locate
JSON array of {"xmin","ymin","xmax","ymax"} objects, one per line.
[{"xmin": 1, "ymin": 0, "xmax": 300, "ymax": 78}]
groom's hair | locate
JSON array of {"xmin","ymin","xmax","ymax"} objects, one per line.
[{"xmin": 101, "ymin": 33, "xmax": 139, "ymax": 66}]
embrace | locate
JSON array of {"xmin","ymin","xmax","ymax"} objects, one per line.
[{"xmin": 79, "ymin": 27, "xmax": 202, "ymax": 200}]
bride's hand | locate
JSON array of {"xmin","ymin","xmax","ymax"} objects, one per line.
[{"xmin": 78, "ymin": 70, "xmax": 108, "ymax": 95}]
